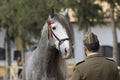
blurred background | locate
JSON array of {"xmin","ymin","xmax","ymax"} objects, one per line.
[{"xmin": 0, "ymin": 0, "xmax": 120, "ymax": 80}]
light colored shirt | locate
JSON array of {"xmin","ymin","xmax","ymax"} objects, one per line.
[{"xmin": 87, "ymin": 52, "xmax": 98, "ymax": 56}]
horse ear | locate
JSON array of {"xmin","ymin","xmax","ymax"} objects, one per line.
[
  {"xmin": 63, "ymin": 8, "xmax": 69, "ymax": 17},
  {"xmin": 50, "ymin": 6, "xmax": 54, "ymax": 18}
]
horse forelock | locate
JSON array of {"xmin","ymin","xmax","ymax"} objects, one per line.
[{"xmin": 53, "ymin": 13, "xmax": 74, "ymax": 44}]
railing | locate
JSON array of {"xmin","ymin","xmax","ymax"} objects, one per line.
[
  {"xmin": 9, "ymin": 66, "xmax": 23, "ymax": 80},
  {"xmin": 2, "ymin": 66, "xmax": 23, "ymax": 80},
  {"xmin": 9, "ymin": 67, "xmax": 17, "ymax": 80}
]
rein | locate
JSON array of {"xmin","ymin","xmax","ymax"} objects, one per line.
[{"xmin": 47, "ymin": 21, "xmax": 70, "ymax": 50}]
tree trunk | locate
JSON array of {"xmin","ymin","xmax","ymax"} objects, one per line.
[
  {"xmin": 6, "ymin": 27, "xmax": 11, "ymax": 80},
  {"xmin": 16, "ymin": 27, "xmax": 24, "ymax": 62},
  {"xmin": 15, "ymin": 36, "xmax": 24, "ymax": 62},
  {"xmin": 110, "ymin": 2, "xmax": 119, "ymax": 65}
]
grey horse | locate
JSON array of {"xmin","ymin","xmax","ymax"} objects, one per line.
[{"xmin": 22, "ymin": 8, "xmax": 74, "ymax": 80}]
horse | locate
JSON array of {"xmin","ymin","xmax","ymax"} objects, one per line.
[{"xmin": 22, "ymin": 8, "xmax": 74, "ymax": 80}]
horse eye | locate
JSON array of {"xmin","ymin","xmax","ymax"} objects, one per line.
[{"xmin": 52, "ymin": 26, "xmax": 56, "ymax": 30}]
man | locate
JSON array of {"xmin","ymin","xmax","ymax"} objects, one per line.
[{"xmin": 71, "ymin": 32, "xmax": 119, "ymax": 80}]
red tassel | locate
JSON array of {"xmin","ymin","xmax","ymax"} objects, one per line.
[
  {"xmin": 47, "ymin": 21, "xmax": 51, "ymax": 28},
  {"xmin": 47, "ymin": 21, "xmax": 53, "ymax": 38}
]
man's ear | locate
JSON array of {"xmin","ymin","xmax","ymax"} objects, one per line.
[
  {"xmin": 84, "ymin": 46, "xmax": 88, "ymax": 56},
  {"xmin": 84, "ymin": 46, "xmax": 88, "ymax": 52}
]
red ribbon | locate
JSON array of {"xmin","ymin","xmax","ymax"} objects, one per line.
[{"xmin": 47, "ymin": 21, "xmax": 53, "ymax": 38}]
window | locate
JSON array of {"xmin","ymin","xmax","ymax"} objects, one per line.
[
  {"xmin": 72, "ymin": 47, "xmax": 75, "ymax": 58},
  {"xmin": 99, "ymin": 46, "xmax": 113, "ymax": 57},
  {"xmin": 118, "ymin": 43, "xmax": 120, "ymax": 55},
  {"xmin": 0, "ymin": 48, "xmax": 5, "ymax": 60},
  {"xmin": 118, "ymin": 43, "xmax": 120, "ymax": 62}
]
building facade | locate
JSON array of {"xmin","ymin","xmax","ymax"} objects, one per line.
[{"xmin": 73, "ymin": 24, "xmax": 120, "ymax": 63}]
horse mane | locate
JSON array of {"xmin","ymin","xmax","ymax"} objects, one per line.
[{"xmin": 54, "ymin": 13, "xmax": 74, "ymax": 45}]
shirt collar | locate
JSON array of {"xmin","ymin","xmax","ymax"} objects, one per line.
[
  {"xmin": 86, "ymin": 53, "xmax": 101, "ymax": 60},
  {"xmin": 87, "ymin": 52, "xmax": 98, "ymax": 56}
]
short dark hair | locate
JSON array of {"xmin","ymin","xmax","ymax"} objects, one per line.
[{"xmin": 84, "ymin": 42, "xmax": 100, "ymax": 52}]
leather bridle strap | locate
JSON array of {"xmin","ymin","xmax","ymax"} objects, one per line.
[
  {"xmin": 58, "ymin": 38, "xmax": 70, "ymax": 51},
  {"xmin": 50, "ymin": 26, "xmax": 70, "ymax": 50}
]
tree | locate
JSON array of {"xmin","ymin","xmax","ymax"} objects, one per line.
[
  {"xmin": 100, "ymin": 0, "xmax": 120, "ymax": 65},
  {"xmin": 67, "ymin": 0, "xmax": 105, "ymax": 33},
  {"xmin": 0, "ymin": 0, "xmax": 13, "ymax": 80},
  {"xmin": 116, "ymin": 8, "xmax": 120, "ymax": 29}
]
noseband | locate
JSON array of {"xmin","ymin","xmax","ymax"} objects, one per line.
[{"xmin": 47, "ymin": 21, "xmax": 70, "ymax": 50}]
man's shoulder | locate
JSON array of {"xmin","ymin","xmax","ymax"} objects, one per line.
[
  {"xmin": 75, "ymin": 60, "xmax": 85, "ymax": 66},
  {"xmin": 73, "ymin": 60, "xmax": 85, "ymax": 71},
  {"xmin": 105, "ymin": 58, "xmax": 115, "ymax": 62},
  {"xmin": 104, "ymin": 57, "xmax": 118, "ymax": 66}
]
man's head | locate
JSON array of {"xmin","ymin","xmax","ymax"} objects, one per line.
[{"xmin": 83, "ymin": 32, "xmax": 100, "ymax": 55}]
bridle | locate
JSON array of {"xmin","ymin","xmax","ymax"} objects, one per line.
[{"xmin": 47, "ymin": 21, "xmax": 70, "ymax": 50}]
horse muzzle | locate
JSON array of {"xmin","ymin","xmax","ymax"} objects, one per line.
[{"xmin": 63, "ymin": 48, "xmax": 72, "ymax": 59}]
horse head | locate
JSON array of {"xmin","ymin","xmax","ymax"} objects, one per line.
[{"xmin": 47, "ymin": 8, "xmax": 74, "ymax": 59}]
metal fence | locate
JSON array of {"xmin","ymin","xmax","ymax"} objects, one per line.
[{"xmin": 0, "ymin": 66, "xmax": 23, "ymax": 80}]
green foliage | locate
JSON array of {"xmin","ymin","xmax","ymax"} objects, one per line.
[
  {"xmin": 100, "ymin": 0, "xmax": 120, "ymax": 5},
  {"xmin": 0, "ymin": 0, "xmax": 68, "ymax": 42},
  {"xmin": 100, "ymin": 0, "xmax": 120, "ymax": 29},
  {"xmin": 67, "ymin": 0, "xmax": 105, "ymax": 31}
]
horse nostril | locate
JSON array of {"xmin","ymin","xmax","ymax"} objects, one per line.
[
  {"xmin": 64, "ymin": 48, "xmax": 72, "ymax": 59},
  {"xmin": 65, "ymin": 48, "xmax": 67, "ymax": 53}
]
